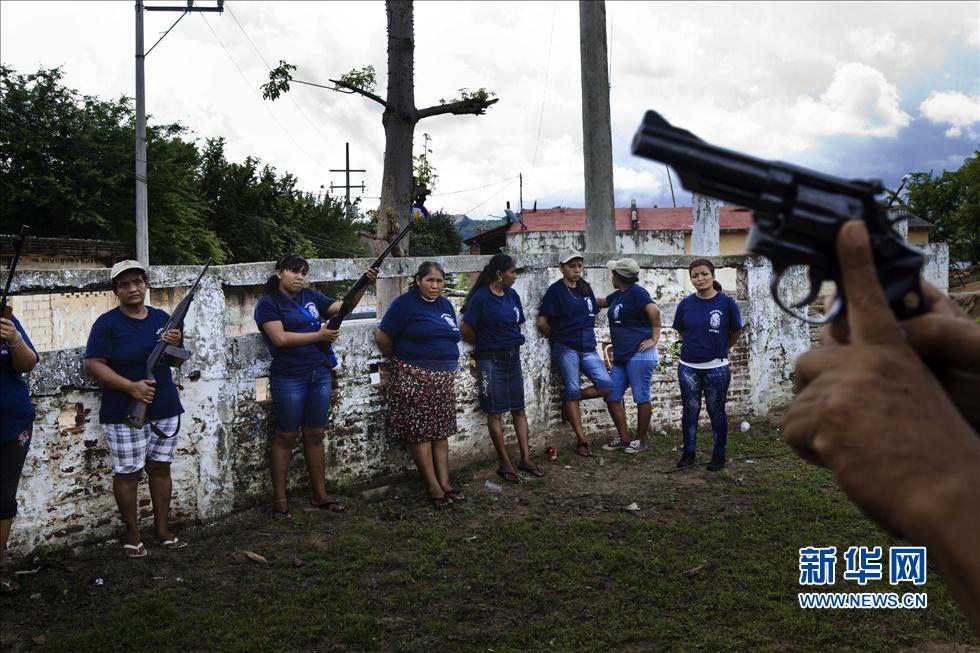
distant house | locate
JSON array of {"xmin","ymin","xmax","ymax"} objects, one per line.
[{"xmin": 464, "ymin": 206, "xmax": 933, "ymax": 256}]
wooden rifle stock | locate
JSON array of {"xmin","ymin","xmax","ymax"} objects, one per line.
[{"xmin": 126, "ymin": 258, "xmax": 211, "ymax": 428}]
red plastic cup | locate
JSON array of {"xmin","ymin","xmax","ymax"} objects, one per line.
[{"xmin": 546, "ymin": 446, "xmax": 557, "ymax": 461}]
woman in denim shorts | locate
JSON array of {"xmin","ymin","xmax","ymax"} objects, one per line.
[
  {"xmin": 461, "ymin": 254, "xmax": 544, "ymax": 482},
  {"xmin": 254, "ymin": 254, "xmax": 377, "ymax": 519},
  {"xmin": 597, "ymin": 258, "xmax": 662, "ymax": 455},
  {"xmin": 536, "ymin": 250, "xmax": 613, "ymax": 457},
  {"xmin": 1, "ymin": 309, "xmax": 38, "ymax": 593}
]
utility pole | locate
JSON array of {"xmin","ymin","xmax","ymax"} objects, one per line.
[
  {"xmin": 329, "ymin": 142, "xmax": 367, "ymax": 213},
  {"xmin": 135, "ymin": 0, "xmax": 223, "ymax": 267},
  {"xmin": 519, "ymin": 172, "xmax": 523, "ymax": 214},
  {"xmin": 579, "ymin": 0, "xmax": 616, "ymax": 253}
]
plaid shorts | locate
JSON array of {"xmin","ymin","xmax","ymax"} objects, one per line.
[{"xmin": 103, "ymin": 416, "xmax": 180, "ymax": 475}]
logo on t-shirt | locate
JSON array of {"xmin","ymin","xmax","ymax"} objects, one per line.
[
  {"xmin": 613, "ymin": 304, "xmax": 622, "ymax": 323},
  {"xmin": 441, "ymin": 313, "xmax": 459, "ymax": 331},
  {"xmin": 305, "ymin": 303, "xmax": 321, "ymax": 320},
  {"xmin": 513, "ymin": 306, "xmax": 521, "ymax": 324},
  {"xmin": 709, "ymin": 309, "xmax": 723, "ymax": 332},
  {"xmin": 586, "ymin": 297, "xmax": 594, "ymax": 316}
]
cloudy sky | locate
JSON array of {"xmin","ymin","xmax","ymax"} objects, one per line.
[{"xmin": 1, "ymin": 1, "xmax": 977, "ymax": 220}]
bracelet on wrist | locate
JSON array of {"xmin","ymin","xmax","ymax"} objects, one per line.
[{"xmin": 8, "ymin": 335, "xmax": 23, "ymax": 349}]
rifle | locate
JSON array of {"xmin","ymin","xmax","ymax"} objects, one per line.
[
  {"xmin": 325, "ymin": 207, "xmax": 425, "ymax": 330},
  {"xmin": 631, "ymin": 110, "xmax": 926, "ymax": 324},
  {"xmin": 1, "ymin": 225, "xmax": 30, "ymax": 321},
  {"xmin": 126, "ymin": 258, "xmax": 212, "ymax": 428}
]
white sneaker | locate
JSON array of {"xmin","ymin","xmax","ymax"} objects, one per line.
[{"xmin": 623, "ymin": 440, "xmax": 648, "ymax": 455}]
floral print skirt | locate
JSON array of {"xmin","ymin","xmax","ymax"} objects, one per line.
[{"xmin": 386, "ymin": 358, "xmax": 457, "ymax": 443}]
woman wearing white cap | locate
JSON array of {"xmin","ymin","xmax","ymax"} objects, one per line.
[
  {"xmin": 84, "ymin": 260, "xmax": 187, "ymax": 558},
  {"xmin": 597, "ymin": 258, "xmax": 661, "ymax": 455},
  {"xmin": 536, "ymin": 250, "xmax": 613, "ymax": 457}
]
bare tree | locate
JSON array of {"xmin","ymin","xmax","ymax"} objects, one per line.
[{"xmin": 263, "ymin": 0, "xmax": 498, "ymax": 312}]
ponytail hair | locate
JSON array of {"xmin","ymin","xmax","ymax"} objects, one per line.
[
  {"xmin": 559, "ymin": 258, "xmax": 593, "ymax": 298},
  {"xmin": 463, "ymin": 253, "xmax": 516, "ymax": 312},
  {"xmin": 689, "ymin": 258, "xmax": 722, "ymax": 292},
  {"xmin": 263, "ymin": 254, "xmax": 310, "ymax": 303},
  {"xmin": 408, "ymin": 261, "xmax": 446, "ymax": 293}
]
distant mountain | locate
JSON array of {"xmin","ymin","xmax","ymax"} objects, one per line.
[{"xmin": 452, "ymin": 214, "xmax": 508, "ymax": 241}]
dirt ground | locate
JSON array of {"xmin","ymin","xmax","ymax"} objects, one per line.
[{"xmin": 0, "ymin": 420, "xmax": 975, "ymax": 652}]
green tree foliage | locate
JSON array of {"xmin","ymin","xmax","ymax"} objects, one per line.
[
  {"xmin": 0, "ymin": 64, "xmax": 363, "ymax": 264},
  {"xmin": 409, "ymin": 210, "xmax": 462, "ymax": 256},
  {"xmin": 904, "ymin": 151, "xmax": 979, "ymax": 264}
]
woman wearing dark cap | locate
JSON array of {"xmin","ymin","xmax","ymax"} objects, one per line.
[
  {"xmin": 254, "ymin": 254, "xmax": 378, "ymax": 519},
  {"xmin": 598, "ymin": 257, "xmax": 662, "ymax": 455},
  {"xmin": 536, "ymin": 250, "xmax": 613, "ymax": 457},
  {"xmin": 375, "ymin": 262, "xmax": 464, "ymax": 509},
  {"xmin": 1, "ymin": 304, "xmax": 39, "ymax": 593},
  {"xmin": 461, "ymin": 253, "xmax": 543, "ymax": 483},
  {"xmin": 672, "ymin": 259, "xmax": 742, "ymax": 471}
]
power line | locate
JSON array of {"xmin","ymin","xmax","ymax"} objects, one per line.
[
  {"xmin": 431, "ymin": 175, "xmax": 519, "ymax": 197},
  {"xmin": 461, "ymin": 178, "xmax": 517, "ymax": 215},
  {"xmin": 199, "ymin": 13, "xmax": 322, "ymax": 169},
  {"xmin": 224, "ymin": 2, "xmax": 335, "ymax": 149},
  {"xmin": 530, "ymin": 1, "xmax": 557, "ymax": 169}
]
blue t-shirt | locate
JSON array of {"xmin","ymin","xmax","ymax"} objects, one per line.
[
  {"xmin": 606, "ymin": 284, "xmax": 655, "ymax": 364},
  {"xmin": 85, "ymin": 306, "xmax": 184, "ymax": 424},
  {"xmin": 538, "ymin": 280, "xmax": 598, "ymax": 351},
  {"xmin": 379, "ymin": 290, "xmax": 461, "ymax": 371},
  {"xmin": 1, "ymin": 315, "xmax": 38, "ymax": 443},
  {"xmin": 672, "ymin": 292, "xmax": 743, "ymax": 363},
  {"xmin": 254, "ymin": 288, "xmax": 337, "ymax": 376},
  {"xmin": 461, "ymin": 286, "xmax": 526, "ymax": 357}
]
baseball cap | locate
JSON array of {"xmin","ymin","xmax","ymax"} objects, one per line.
[
  {"xmin": 110, "ymin": 260, "xmax": 147, "ymax": 280},
  {"xmin": 607, "ymin": 257, "xmax": 640, "ymax": 277},
  {"xmin": 558, "ymin": 249, "xmax": 584, "ymax": 265}
]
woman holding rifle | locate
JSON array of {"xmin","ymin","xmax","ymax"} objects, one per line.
[
  {"xmin": 84, "ymin": 260, "xmax": 186, "ymax": 558},
  {"xmin": 254, "ymin": 254, "xmax": 378, "ymax": 519},
  {"xmin": 1, "ymin": 305, "xmax": 39, "ymax": 593}
]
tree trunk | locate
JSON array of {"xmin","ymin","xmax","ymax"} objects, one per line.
[{"xmin": 374, "ymin": 0, "xmax": 418, "ymax": 316}]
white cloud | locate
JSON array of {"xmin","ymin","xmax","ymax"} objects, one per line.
[
  {"xmin": 792, "ymin": 63, "xmax": 911, "ymax": 138},
  {"xmin": 919, "ymin": 90, "xmax": 980, "ymax": 139}
]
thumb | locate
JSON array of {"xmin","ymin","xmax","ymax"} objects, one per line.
[{"xmin": 836, "ymin": 221, "xmax": 904, "ymax": 345}]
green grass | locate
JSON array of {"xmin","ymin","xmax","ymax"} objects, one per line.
[{"xmin": 9, "ymin": 426, "xmax": 975, "ymax": 653}]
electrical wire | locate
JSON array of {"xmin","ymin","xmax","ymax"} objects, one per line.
[
  {"xmin": 461, "ymin": 177, "xmax": 516, "ymax": 215},
  {"xmin": 145, "ymin": 10, "xmax": 188, "ymax": 57},
  {"xmin": 530, "ymin": 1, "xmax": 557, "ymax": 170}
]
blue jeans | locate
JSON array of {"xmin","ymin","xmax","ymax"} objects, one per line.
[
  {"xmin": 552, "ymin": 342, "xmax": 612, "ymax": 401},
  {"xmin": 608, "ymin": 349, "xmax": 658, "ymax": 403},
  {"xmin": 678, "ymin": 363, "xmax": 731, "ymax": 456},
  {"xmin": 476, "ymin": 347, "xmax": 526, "ymax": 414},
  {"xmin": 269, "ymin": 366, "xmax": 333, "ymax": 432}
]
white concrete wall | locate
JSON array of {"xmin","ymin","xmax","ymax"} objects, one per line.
[{"xmin": 6, "ymin": 252, "xmax": 798, "ymax": 555}]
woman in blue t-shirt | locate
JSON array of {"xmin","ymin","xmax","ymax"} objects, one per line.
[
  {"xmin": 671, "ymin": 259, "xmax": 743, "ymax": 472},
  {"xmin": 1, "ymin": 309, "xmax": 38, "ymax": 594},
  {"xmin": 461, "ymin": 253, "xmax": 544, "ymax": 482},
  {"xmin": 254, "ymin": 254, "xmax": 377, "ymax": 519},
  {"xmin": 596, "ymin": 258, "xmax": 662, "ymax": 455},
  {"xmin": 85, "ymin": 260, "xmax": 188, "ymax": 558},
  {"xmin": 375, "ymin": 262, "xmax": 463, "ymax": 509},
  {"xmin": 536, "ymin": 250, "xmax": 613, "ymax": 457}
]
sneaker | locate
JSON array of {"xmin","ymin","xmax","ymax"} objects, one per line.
[
  {"xmin": 675, "ymin": 451, "xmax": 696, "ymax": 468},
  {"xmin": 602, "ymin": 438, "xmax": 630, "ymax": 451},
  {"xmin": 623, "ymin": 440, "xmax": 648, "ymax": 455},
  {"xmin": 707, "ymin": 454, "xmax": 726, "ymax": 472}
]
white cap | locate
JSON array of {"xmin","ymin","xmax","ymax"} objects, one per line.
[
  {"xmin": 558, "ymin": 249, "xmax": 584, "ymax": 265},
  {"xmin": 607, "ymin": 257, "xmax": 640, "ymax": 277},
  {"xmin": 110, "ymin": 260, "xmax": 146, "ymax": 280}
]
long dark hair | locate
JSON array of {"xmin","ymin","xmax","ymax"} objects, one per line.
[
  {"xmin": 689, "ymin": 258, "xmax": 722, "ymax": 292},
  {"xmin": 408, "ymin": 261, "xmax": 445, "ymax": 293},
  {"xmin": 560, "ymin": 258, "xmax": 593, "ymax": 297},
  {"xmin": 263, "ymin": 254, "xmax": 310, "ymax": 303},
  {"xmin": 462, "ymin": 253, "xmax": 515, "ymax": 312}
]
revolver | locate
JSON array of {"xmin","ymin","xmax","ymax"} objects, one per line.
[{"xmin": 631, "ymin": 110, "xmax": 926, "ymax": 324}]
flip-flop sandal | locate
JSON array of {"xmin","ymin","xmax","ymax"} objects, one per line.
[
  {"xmin": 271, "ymin": 500, "xmax": 291, "ymax": 520},
  {"xmin": 496, "ymin": 468, "xmax": 521, "ymax": 484},
  {"xmin": 518, "ymin": 463, "xmax": 545, "ymax": 477},
  {"xmin": 310, "ymin": 499, "xmax": 345, "ymax": 513},
  {"xmin": 429, "ymin": 494, "xmax": 451, "ymax": 510},
  {"xmin": 160, "ymin": 537, "xmax": 188, "ymax": 550},
  {"xmin": 123, "ymin": 543, "xmax": 148, "ymax": 559},
  {"xmin": 576, "ymin": 442, "xmax": 592, "ymax": 457},
  {"xmin": 0, "ymin": 576, "xmax": 21, "ymax": 596},
  {"xmin": 446, "ymin": 487, "xmax": 466, "ymax": 502}
]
